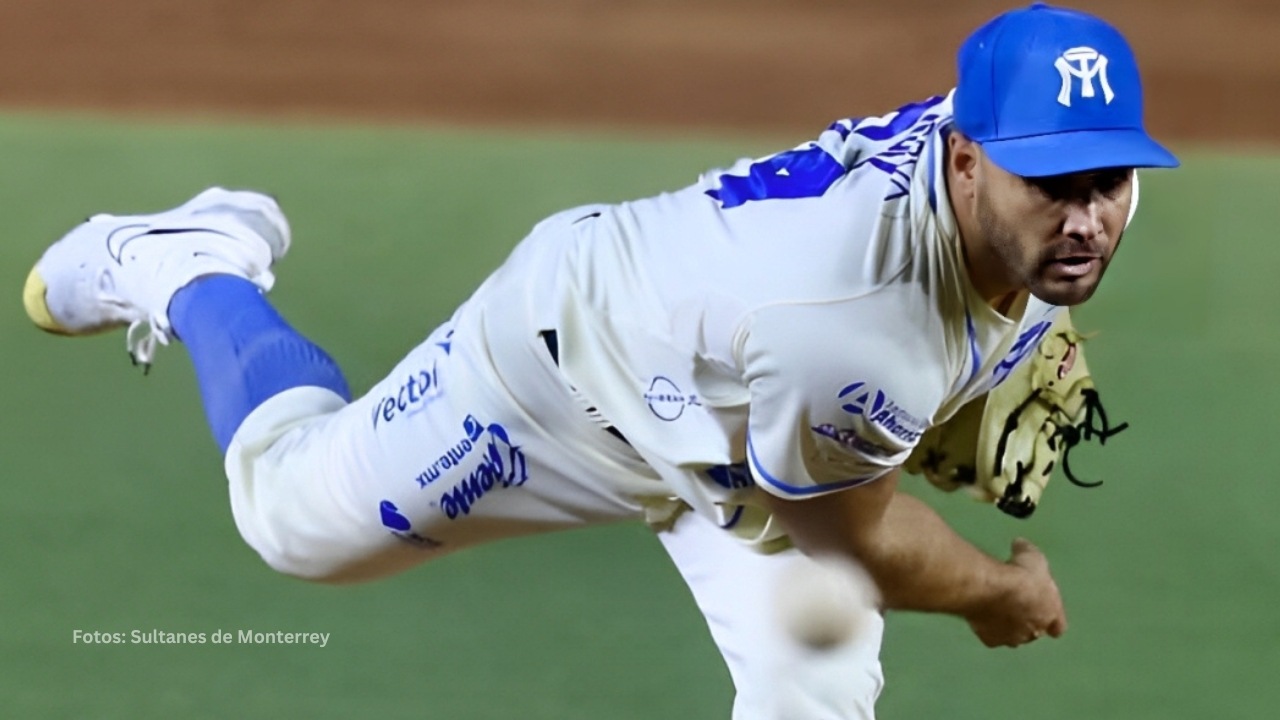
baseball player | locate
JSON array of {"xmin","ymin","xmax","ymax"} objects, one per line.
[{"xmin": 22, "ymin": 4, "xmax": 1176, "ymax": 718}]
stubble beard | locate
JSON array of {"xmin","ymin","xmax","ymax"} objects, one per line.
[
  {"xmin": 975, "ymin": 189, "xmax": 1035, "ymax": 302},
  {"xmin": 975, "ymin": 190, "xmax": 1107, "ymax": 307}
]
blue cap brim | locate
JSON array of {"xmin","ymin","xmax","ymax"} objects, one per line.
[{"xmin": 980, "ymin": 128, "xmax": 1180, "ymax": 177}]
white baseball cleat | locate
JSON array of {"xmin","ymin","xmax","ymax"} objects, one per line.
[{"xmin": 22, "ymin": 187, "xmax": 291, "ymax": 369}]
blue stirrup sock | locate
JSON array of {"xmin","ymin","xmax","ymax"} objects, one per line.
[{"xmin": 168, "ymin": 274, "xmax": 352, "ymax": 453}]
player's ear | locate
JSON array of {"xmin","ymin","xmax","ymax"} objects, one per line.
[{"xmin": 947, "ymin": 130, "xmax": 981, "ymax": 196}]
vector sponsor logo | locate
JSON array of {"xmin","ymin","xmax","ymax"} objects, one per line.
[{"xmin": 371, "ymin": 361, "xmax": 442, "ymax": 428}]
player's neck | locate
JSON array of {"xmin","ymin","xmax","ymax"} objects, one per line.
[{"xmin": 956, "ymin": 230, "xmax": 1024, "ymax": 315}]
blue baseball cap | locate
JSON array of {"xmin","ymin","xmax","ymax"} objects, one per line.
[{"xmin": 953, "ymin": 3, "xmax": 1178, "ymax": 177}]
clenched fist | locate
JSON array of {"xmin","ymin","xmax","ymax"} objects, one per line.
[{"xmin": 964, "ymin": 538, "xmax": 1067, "ymax": 648}]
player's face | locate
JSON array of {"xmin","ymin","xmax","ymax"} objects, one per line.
[{"xmin": 974, "ymin": 153, "xmax": 1134, "ymax": 307}]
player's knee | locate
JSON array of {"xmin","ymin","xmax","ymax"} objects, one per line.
[
  {"xmin": 229, "ymin": 516, "xmax": 357, "ymax": 583},
  {"xmin": 244, "ymin": 538, "xmax": 354, "ymax": 584},
  {"xmin": 238, "ymin": 524, "xmax": 424, "ymax": 585}
]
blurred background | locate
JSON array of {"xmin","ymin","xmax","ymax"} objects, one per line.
[{"xmin": 0, "ymin": 1, "xmax": 1276, "ymax": 717}]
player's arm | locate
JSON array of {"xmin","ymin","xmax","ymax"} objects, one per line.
[
  {"xmin": 759, "ymin": 472, "xmax": 1066, "ymax": 647},
  {"xmin": 740, "ymin": 302, "xmax": 1065, "ymax": 647}
]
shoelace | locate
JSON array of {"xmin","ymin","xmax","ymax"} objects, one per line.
[{"xmin": 126, "ymin": 315, "xmax": 171, "ymax": 374}]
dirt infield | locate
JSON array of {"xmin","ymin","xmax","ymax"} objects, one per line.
[{"xmin": 0, "ymin": 0, "xmax": 1275, "ymax": 143}]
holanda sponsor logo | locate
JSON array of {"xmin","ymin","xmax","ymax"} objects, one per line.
[
  {"xmin": 372, "ymin": 361, "xmax": 442, "ymax": 428},
  {"xmin": 810, "ymin": 424, "xmax": 896, "ymax": 459},
  {"xmin": 432, "ymin": 417, "xmax": 529, "ymax": 521},
  {"xmin": 837, "ymin": 381, "xmax": 926, "ymax": 443},
  {"xmin": 644, "ymin": 376, "xmax": 701, "ymax": 421}
]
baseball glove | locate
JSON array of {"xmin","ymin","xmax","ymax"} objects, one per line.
[{"xmin": 904, "ymin": 311, "xmax": 1128, "ymax": 518}]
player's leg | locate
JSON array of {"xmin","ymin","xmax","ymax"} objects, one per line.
[
  {"xmin": 210, "ymin": 200, "xmax": 663, "ymax": 581},
  {"xmin": 25, "ymin": 189, "xmax": 655, "ymax": 582},
  {"xmin": 214, "ymin": 296, "xmax": 657, "ymax": 582},
  {"xmin": 657, "ymin": 510, "xmax": 885, "ymax": 720},
  {"xmin": 23, "ymin": 187, "xmax": 346, "ymax": 452},
  {"xmin": 169, "ymin": 273, "xmax": 351, "ymax": 453}
]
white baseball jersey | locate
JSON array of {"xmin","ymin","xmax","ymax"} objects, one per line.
[{"xmin": 545, "ymin": 92, "xmax": 1067, "ymax": 547}]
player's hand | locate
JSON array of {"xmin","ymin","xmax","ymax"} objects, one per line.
[{"xmin": 964, "ymin": 538, "xmax": 1067, "ymax": 648}]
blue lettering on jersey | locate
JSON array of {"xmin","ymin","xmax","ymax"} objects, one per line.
[
  {"xmin": 851, "ymin": 95, "xmax": 948, "ymax": 200},
  {"xmin": 992, "ymin": 321, "xmax": 1053, "ymax": 387},
  {"xmin": 811, "ymin": 423, "xmax": 896, "ymax": 459},
  {"xmin": 838, "ymin": 381, "xmax": 927, "ymax": 443},
  {"xmin": 438, "ymin": 420, "xmax": 529, "ymax": 520},
  {"xmin": 372, "ymin": 360, "xmax": 442, "ymax": 428},
  {"xmin": 705, "ymin": 95, "xmax": 947, "ymax": 208},
  {"xmin": 849, "ymin": 96, "xmax": 943, "ymax": 141},
  {"xmin": 415, "ymin": 415, "xmax": 488, "ymax": 488},
  {"xmin": 867, "ymin": 406, "xmax": 925, "ymax": 443}
]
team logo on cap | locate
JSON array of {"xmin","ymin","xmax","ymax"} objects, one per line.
[{"xmin": 1055, "ymin": 47, "xmax": 1115, "ymax": 107}]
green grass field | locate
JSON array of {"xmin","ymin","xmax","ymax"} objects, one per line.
[{"xmin": 1, "ymin": 112, "xmax": 1277, "ymax": 719}]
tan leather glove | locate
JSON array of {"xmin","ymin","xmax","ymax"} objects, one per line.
[{"xmin": 904, "ymin": 311, "xmax": 1128, "ymax": 518}]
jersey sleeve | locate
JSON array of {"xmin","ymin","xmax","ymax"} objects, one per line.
[{"xmin": 741, "ymin": 299, "xmax": 940, "ymax": 500}]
